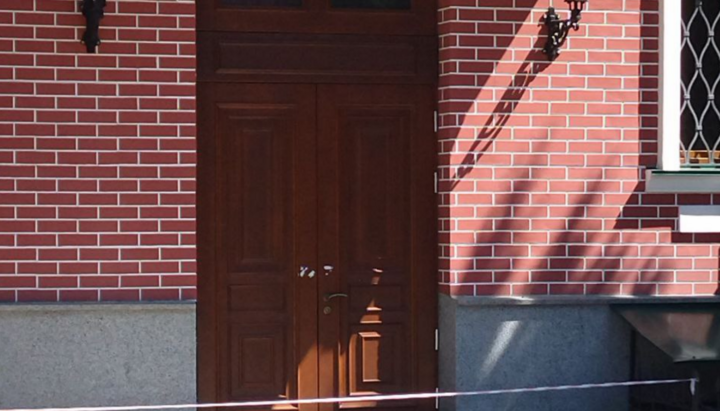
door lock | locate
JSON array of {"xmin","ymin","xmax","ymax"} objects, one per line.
[{"xmin": 323, "ymin": 265, "xmax": 334, "ymax": 276}]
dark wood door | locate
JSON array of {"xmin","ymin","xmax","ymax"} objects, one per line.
[
  {"xmin": 197, "ymin": 84, "xmax": 436, "ymax": 411},
  {"xmin": 316, "ymin": 85, "xmax": 437, "ymax": 411},
  {"xmin": 197, "ymin": 83, "xmax": 319, "ymax": 411}
]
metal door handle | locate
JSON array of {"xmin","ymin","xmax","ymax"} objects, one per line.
[
  {"xmin": 324, "ymin": 293, "xmax": 348, "ymax": 302},
  {"xmin": 299, "ymin": 266, "xmax": 316, "ymax": 278}
]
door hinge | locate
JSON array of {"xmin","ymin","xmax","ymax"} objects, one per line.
[
  {"xmin": 435, "ymin": 387, "xmax": 440, "ymax": 410},
  {"xmin": 434, "ymin": 110, "xmax": 438, "ymax": 133},
  {"xmin": 434, "ymin": 328, "xmax": 439, "ymax": 351},
  {"xmin": 433, "ymin": 172, "xmax": 438, "ymax": 194}
]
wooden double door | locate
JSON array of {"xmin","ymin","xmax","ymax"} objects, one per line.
[{"xmin": 197, "ymin": 83, "xmax": 437, "ymax": 411}]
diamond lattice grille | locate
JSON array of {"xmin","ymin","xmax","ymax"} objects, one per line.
[{"xmin": 681, "ymin": 0, "xmax": 720, "ymax": 167}]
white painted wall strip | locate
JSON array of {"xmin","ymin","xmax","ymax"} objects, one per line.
[
  {"xmin": 658, "ymin": 0, "xmax": 682, "ymax": 171},
  {"xmin": 679, "ymin": 205, "xmax": 720, "ymax": 232}
]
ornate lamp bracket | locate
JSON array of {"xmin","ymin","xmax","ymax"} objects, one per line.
[
  {"xmin": 80, "ymin": 0, "xmax": 107, "ymax": 53},
  {"xmin": 543, "ymin": 0, "xmax": 587, "ymax": 61}
]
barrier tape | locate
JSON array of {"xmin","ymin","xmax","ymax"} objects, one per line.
[{"xmin": 4, "ymin": 378, "xmax": 697, "ymax": 411}]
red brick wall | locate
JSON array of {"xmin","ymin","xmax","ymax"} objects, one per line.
[
  {"xmin": 0, "ymin": 0, "xmax": 196, "ymax": 302},
  {"xmin": 438, "ymin": 0, "xmax": 720, "ymax": 297},
  {"xmin": 2, "ymin": 0, "xmax": 718, "ymax": 302}
]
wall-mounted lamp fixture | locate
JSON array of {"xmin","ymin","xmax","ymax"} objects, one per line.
[
  {"xmin": 543, "ymin": 0, "xmax": 588, "ymax": 60},
  {"xmin": 80, "ymin": 0, "xmax": 107, "ymax": 53}
]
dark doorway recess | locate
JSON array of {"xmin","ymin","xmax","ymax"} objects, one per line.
[{"xmin": 196, "ymin": 4, "xmax": 438, "ymax": 411}]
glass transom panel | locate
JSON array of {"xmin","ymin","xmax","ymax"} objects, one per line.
[
  {"xmin": 331, "ymin": 0, "xmax": 411, "ymax": 10},
  {"xmin": 221, "ymin": 0, "xmax": 302, "ymax": 7}
]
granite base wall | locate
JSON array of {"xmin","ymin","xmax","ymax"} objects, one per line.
[
  {"xmin": 0, "ymin": 304, "xmax": 196, "ymax": 409},
  {"xmin": 438, "ymin": 295, "xmax": 632, "ymax": 411}
]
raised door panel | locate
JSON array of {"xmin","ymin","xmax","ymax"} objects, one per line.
[
  {"xmin": 197, "ymin": 84, "xmax": 318, "ymax": 410},
  {"xmin": 349, "ymin": 326, "xmax": 405, "ymax": 394},
  {"xmin": 317, "ymin": 85, "xmax": 437, "ymax": 411},
  {"xmin": 221, "ymin": 104, "xmax": 292, "ymax": 279},
  {"xmin": 229, "ymin": 324, "xmax": 287, "ymax": 398},
  {"xmin": 197, "ymin": 33, "xmax": 437, "ymax": 85}
]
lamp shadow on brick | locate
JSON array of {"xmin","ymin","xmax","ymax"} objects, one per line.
[
  {"xmin": 441, "ymin": 0, "xmax": 720, "ymax": 298},
  {"xmin": 449, "ymin": 47, "xmax": 551, "ymax": 191},
  {"xmin": 437, "ymin": 3, "xmax": 543, "ymax": 295}
]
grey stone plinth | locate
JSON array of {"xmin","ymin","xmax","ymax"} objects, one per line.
[
  {"xmin": 438, "ymin": 294, "xmax": 632, "ymax": 411},
  {"xmin": 0, "ymin": 303, "xmax": 196, "ymax": 409}
]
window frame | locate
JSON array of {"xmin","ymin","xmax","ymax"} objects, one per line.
[{"xmin": 646, "ymin": 0, "xmax": 720, "ymax": 193}]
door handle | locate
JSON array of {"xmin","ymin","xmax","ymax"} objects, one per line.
[
  {"xmin": 299, "ymin": 266, "xmax": 316, "ymax": 278},
  {"xmin": 323, "ymin": 293, "xmax": 348, "ymax": 302}
]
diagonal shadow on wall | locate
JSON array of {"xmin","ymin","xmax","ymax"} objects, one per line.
[{"xmin": 441, "ymin": 0, "xmax": 720, "ymax": 298}]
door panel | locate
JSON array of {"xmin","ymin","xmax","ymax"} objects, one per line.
[
  {"xmin": 222, "ymin": 104, "xmax": 292, "ymax": 277},
  {"xmin": 317, "ymin": 85, "xmax": 437, "ymax": 411},
  {"xmin": 197, "ymin": 32, "xmax": 437, "ymax": 85},
  {"xmin": 349, "ymin": 325, "xmax": 405, "ymax": 393},
  {"xmin": 198, "ymin": 84, "xmax": 318, "ymax": 411},
  {"xmin": 229, "ymin": 323, "xmax": 287, "ymax": 398}
]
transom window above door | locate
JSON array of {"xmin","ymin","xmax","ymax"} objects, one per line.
[
  {"xmin": 221, "ymin": 0, "xmax": 302, "ymax": 6},
  {"xmin": 331, "ymin": 0, "xmax": 411, "ymax": 10},
  {"xmin": 221, "ymin": 0, "xmax": 411, "ymax": 9},
  {"xmin": 200, "ymin": 0, "xmax": 435, "ymax": 49}
]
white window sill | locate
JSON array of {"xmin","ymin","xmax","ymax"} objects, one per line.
[
  {"xmin": 678, "ymin": 205, "xmax": 720, "ymax": 233},
  {"xmin": 645, "ymin": 169, "xmax": 720, "ymax": 193}
]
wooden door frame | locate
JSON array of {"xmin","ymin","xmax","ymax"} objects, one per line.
[{"xmin": 196, "ymin": 4, "xmax": 439, "ymax": 405}]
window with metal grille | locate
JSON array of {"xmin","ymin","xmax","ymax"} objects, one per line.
[
  {"xmin": 681, "ymin": 0, "xmax": 720, "ymax": 167},
  {"xmin": 647, "ymin": 0, "xmax": 720, "ymax": 193}
]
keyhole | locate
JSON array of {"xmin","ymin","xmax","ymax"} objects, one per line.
[{"xmin": 323, "ymin": 306, "xmax": 332, "ymax": 315}]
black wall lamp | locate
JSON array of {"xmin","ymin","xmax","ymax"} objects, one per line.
[
  {"xmin": 80, "ymin": 0, "xmax": 107, "ymax": 53},
  {"xmin": 543, "ymin": 0, "xmax": 588, "ymax": 60}
]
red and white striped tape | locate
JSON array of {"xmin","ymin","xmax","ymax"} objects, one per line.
[{"xmin": 4, "ymin": 378, "xmax": 697, "ymax": 411}]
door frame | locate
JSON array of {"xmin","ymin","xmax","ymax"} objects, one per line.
[{"xmin": 196, "ymin": 4, "xmax": 439, "ymax": 406}]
